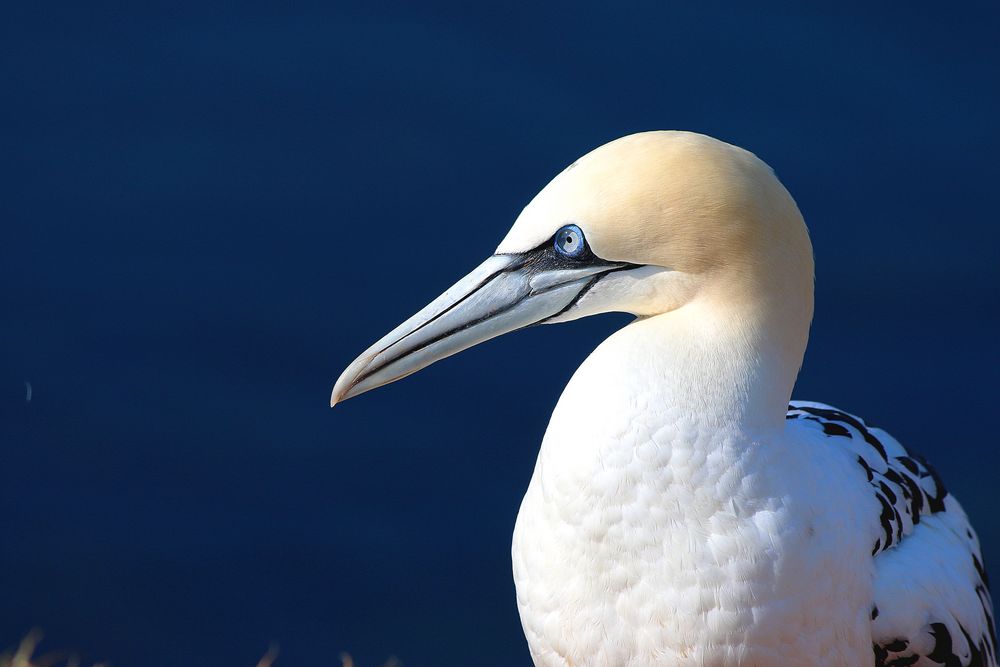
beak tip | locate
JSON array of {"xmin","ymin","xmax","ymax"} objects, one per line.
[
  {"xmin": 330, "ymin": 380, "xmax": 353, "ymax": 408},
  {"xmin": 331, "ymin": 364, "xmax": 367, "ymax": 408}
]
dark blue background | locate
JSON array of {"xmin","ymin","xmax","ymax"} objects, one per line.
[{"xmin": 3, "ymin": 2, "xmax": 998, "ymax": 665}]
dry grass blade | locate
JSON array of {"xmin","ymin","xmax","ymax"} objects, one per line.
[
  {"xmin": 0, "ymin": 631, "xmax": 98, "ymax": 667},
  {"xmin": 0, "ymin": 630, "xmax": 42, "ymax": 667},
  {"xmin": 4, "ymin": 632, "xmax": 398, "ymax": 667},
  {"xmin": 256, "ymin": 644, "xmax": 280, "ymax": 667}
]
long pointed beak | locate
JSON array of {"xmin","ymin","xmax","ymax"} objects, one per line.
[{"xmin": 331, "ymin": 253, "xmax": 628, "ymax": 406}]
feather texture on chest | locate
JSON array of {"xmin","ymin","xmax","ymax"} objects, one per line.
[{"xmin": 512, "ymin": 314, "xmax": 874, "ymax": 667}]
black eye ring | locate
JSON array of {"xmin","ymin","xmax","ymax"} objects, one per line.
[{"xmin": 554, "ymin": 224, "xmax": 587, "ymax": 259}]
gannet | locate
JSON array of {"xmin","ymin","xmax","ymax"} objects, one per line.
[{"xmin": 331, "ymin": 131, "xmax": 996, "ymax": 667}]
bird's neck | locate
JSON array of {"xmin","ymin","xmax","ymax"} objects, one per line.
[
  {"xmin": 648, "ymin": 290, "xmax": 811, "ymax": 431},
  {"xmin": 542, "ymin": 291, "xmax": 811, "ymax": 462}
]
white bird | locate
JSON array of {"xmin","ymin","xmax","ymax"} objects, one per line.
[{"xmin": 331, "ymin": 131, "xmax": 995, "ymax": 667}]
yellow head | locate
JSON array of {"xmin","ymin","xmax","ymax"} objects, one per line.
[
  {"xmin": 500, "ymin": 131, "xmax": 813, "ymax": 318},
  {"xmin": 333, "ymin": 131, "xmax": 813, "ymax": 406}
]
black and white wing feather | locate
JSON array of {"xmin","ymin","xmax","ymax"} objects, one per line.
[{"xmin": 787, "ymin": 401, "xmax": 997, "ymax": 667}]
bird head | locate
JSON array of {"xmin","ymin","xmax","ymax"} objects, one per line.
[{"xmin": 332, "ymin": 131, "xmax": 812, "ymax": 406}]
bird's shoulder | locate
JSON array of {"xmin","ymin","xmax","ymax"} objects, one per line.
[{"xmin": 786, "ymin": 400, "xmax": 997, "ymax": 667}]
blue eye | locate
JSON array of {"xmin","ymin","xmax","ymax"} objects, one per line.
[{"xmin": 554, "ymin": 224, "xmax": 586, "ymax": 258}]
